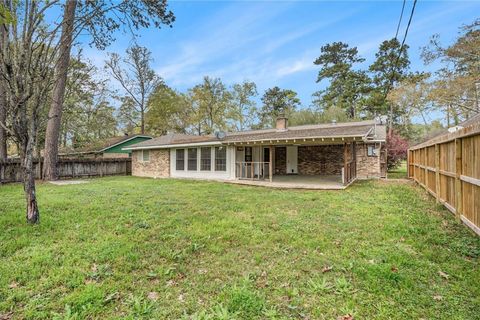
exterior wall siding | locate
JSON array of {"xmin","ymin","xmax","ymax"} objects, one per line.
[
  {"xmin": 356, "ymin": 142, "xmax": 382, "ymax": 179},
  {"xmin": 132, "ymin": 149, "xmax": 170, "ymax": 178},
  {"xmin": 298, "ymin": 145, "xmax": 344, "ymax": 175}
]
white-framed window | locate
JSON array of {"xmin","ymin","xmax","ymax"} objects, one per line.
[
  {"xmin": 142, "ymin": 150, "xmax": 150, "ymax": 162},
  {"xmin": 176, "ymin": 149, "xmax": 185, "ymax": 170},
  {"xmin": 215, "ymin": 147, "xmax": 227, "ymax": 171},
  {"xmin": 137, "ymin": 150, "xmax": 150, "ymax": 162},
  {"xmin": 200, "ymin": 147, "xmax": 211, "ymax": 171},
  {"xmin": 367, "ymin": 145, "xmax": 377, "ymax": 157},
  {"xmin": 188, "ymin": 148, "xmax": 197, "ymax": 171}
]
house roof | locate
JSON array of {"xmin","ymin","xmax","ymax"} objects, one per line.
[
  {"xmin": 124, "ymin": 120, "xmax": 386, "ymax": 150},
  {"xmin": 59, "ymin": 134, "xmax": 152, "ymax": 155}
]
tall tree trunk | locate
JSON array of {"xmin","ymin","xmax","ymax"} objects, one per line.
[
  {"xmin": 43, "ymin": 0, "xmax": 77, "ymax": 180},
  {"xmin": 140, "ymin": 108, "xmax": 145, "ymax": 134},
  {"xmin": 0, "ymin": 18, "xmax": 7, "ymax": 161},
  {"xmin": 0, "ymin": 84, "xmax": 7, "ymax": 160}
]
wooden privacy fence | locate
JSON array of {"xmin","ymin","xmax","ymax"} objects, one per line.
[
  {"xmin": 0, "ymin": 158, "xmax": 132, "ymax": 184},
  {"xmin": 408, "ymin": 122, "xmax": 480, "ymax": 235}
]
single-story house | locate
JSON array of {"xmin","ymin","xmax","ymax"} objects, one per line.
[
  {"xmin": 59, "ymin": 134, "xmax": 152, "ymax": 159},
  {"xmin": 124, "ymin": 118, "xmax": 386, "ymax": 188}
]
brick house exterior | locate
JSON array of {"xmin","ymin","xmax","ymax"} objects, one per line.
[
  {"xmin": 132, "ymin": 149, "xmax": 170, "ymax": 178},
  {"xmin": 124, "ymin": 119, "xmax": 387, "ymax": 188}
]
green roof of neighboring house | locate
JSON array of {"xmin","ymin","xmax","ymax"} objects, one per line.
[{"xmin": 101, "ymin": 135, "xmax": 152, "ymax": 154}]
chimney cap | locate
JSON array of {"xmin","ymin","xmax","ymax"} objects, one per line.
[{"xmin": 276, "ymin": 116, "xmax": 288, "ymax": 131}]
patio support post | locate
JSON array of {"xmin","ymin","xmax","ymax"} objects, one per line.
[{"xmin": 269, "ymin": 145, "xmax": 273, "ymax": 182}]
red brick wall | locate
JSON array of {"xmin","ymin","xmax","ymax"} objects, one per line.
[
  {"xmin": 274, "ymin": 147, "xmax": 286, "ymax": 174},
  {"xmin": 298, "ymin": 145, "xmax": 344, "ymax": 175}
]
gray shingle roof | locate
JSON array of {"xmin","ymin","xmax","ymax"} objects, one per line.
[{"xmin": 125, "ymin": 120, "xmax": 386, "ymax": 150}]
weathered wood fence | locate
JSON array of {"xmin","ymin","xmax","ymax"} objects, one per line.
[
  {"xmin": 0, "ymin": 158, "xmax": 132, "ymax": 184},
  {"xmin": 408, "ymin": 122, "xmax": 480, "ymax": 235}
]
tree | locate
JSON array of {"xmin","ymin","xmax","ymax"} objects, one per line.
[
  {"xmin": 386, "ymin": 131, "xmax": 409, "ymax": 170},
  {"xmin": 421, "ymin": 18, "xmax": 480, "ymax": 124},
  {"xmin": 145, "ymin": 84, "xmax": 191, "ymax": 135},
  {"xmin": 387, "ymin": 73, "xmax": 433, "ymax": 139},
  {"xmin": 0, "ymin": 0, "xmax": 59, "ymax": 223},
  {"xmin": 60, "ymin": 58, "xmax": 118, "ymax": 148},
  {"xmin": 0, "ymin": 1, "xmax": 9, "ymax": 160},
  {"xmin": 368, "ymin": 38, "xmax": 413, "ymax": 136},
  {"xmin": 258, "ymin": 87, "xmax": 301, "ymax": 128},
  {"xmin": 105, "ymin": 44, "xmax": 162, "ymax": 135},
  {"xmin": 313, "ymin": 42, "xmax": 370, "ymax": 118},
  {"xmin": 229, "ymin": 81, "xmax": 258, "ymax": 131},
  {"xmin": 188, "ymin": 77, "xmax": 232, "ymax": 135},
  {"xmin": 43, "ymin": 0, "xmax": 175, "ymax": 180},
  {"xmin": 42, "ymin": 0, "xmax": 77, "ymax": 180}
]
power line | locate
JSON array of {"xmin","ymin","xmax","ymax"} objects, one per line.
[
  {"xmin": 383, "ymin": 0, "xmax": 418, "ymax": 99},
  {"xmin": 394, "ymin": 0, "xmax": 406, "ymax": 39}
]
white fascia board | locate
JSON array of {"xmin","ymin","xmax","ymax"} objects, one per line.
[
  {"xmin": 123, "ymin": 141, "xmax": 222, "ymax": 151},
  {"xmin": 225, "ymin": 134, "xmax": 365, "ymax": 144}
]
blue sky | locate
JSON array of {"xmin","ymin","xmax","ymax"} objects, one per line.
[{"xmin": 82, "ymin": 0, "xmax": 480, "ymax": 122}]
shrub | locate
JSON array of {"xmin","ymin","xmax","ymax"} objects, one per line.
[{"xmin": 386, "ymin": 131, "xmax": 408, "ymax": 170}]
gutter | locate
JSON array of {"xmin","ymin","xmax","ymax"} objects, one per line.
[{"xmin": 123, "ymin": 140, "xmax": 222, "ymax": 151}]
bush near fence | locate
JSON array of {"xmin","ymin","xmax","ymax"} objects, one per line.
[
  {"xmin": 408, "ymin": 122, "xmax": 480, "ymax": 236},
  {"xmin": 0, "ymin": 158, "xmax": 132, "ymax": 184}
]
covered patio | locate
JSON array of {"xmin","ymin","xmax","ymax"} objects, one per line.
[
  {"xmin": 231, "ymin": 140, "xmax": 357, "ymax": 189},
  {"xmin": 227, "ymin": 174, "xmax": 346, "ymax": 190}
]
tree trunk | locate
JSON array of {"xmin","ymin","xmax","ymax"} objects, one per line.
[
  {"xmin": 43, "ymin": 0, "xmax": 77, "ymax": 180},
  {"xmin": 0, "ymin": 19, "xmax": 7, "ymax": 161},
  {"xmin": 21, "ymin": 130, "xmax": 40, "ymax": 224},
  {"xmin": 0, "ymin": 84, "xmax": 7, "ymax": 160},
  {"xmin": 140, "ymin": 108, "xmax": 145, "ymax": 134}
]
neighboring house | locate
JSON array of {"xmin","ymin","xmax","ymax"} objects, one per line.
[
  {"xmin": 124, "ymin": 118, "xmax": 386, "ymax": 188},
  {"xmin": 59, "ymin": 134, "xmax": 152, "ymax": 158}
]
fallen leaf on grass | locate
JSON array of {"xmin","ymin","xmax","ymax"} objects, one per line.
[
  {"xmin": 322, "ymin": 266, "xmax": 333, "ymax": 273},
  {"xmin": 391, "ymin": 266, "xmax": 398, "ymax": 273},
  {"xmin": 433, "ymin": 295, "xmax": 443, "ymax": 301},
  {"xmin": 8, "ymin": 282, "xmax": 18, "ymax": 289},
  {"xmin": 337, "ymin": 314, "xmax": 354, "ymax": 320},
  {"xmin": 0, "ymin": 312, "xmax": 13, "ymax": 320},
  {"xmin": 438, "ymin": 271, "xmax": 449, "ymax": 279},
  {"xmin": 147, "ymin": 292, "xmax": 159, "ymax": 301}
]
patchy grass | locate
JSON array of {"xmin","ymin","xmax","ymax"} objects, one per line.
[
  {"xmin": 0, "ymin": 177, "xmax": 479, "ymax": 319},
  {"xmin": 388, "ymin": 161, "xmax": 407, "ymax": 179}
]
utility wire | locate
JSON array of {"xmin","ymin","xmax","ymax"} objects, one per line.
[
  {"xmin": 394, "ymin": 0, "xmax": 406, "ymax": 39},
  {"xmin": 383, "ymin": 0, "xmax": 418, "ymax": 99}
]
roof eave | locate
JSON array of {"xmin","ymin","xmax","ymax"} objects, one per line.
[
  {"xmin": 99, "ymin": 135, "xmax": 152, "ymax": 152},
  {"xmin": 123, "ymin": 140, "xmax": 222, "ymax": 150}
]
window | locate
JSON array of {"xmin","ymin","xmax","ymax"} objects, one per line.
[
  {"xmin": 244, "ymin": 147, "xmax": 252, "ymax": 162},
  {"xmin": 200, "ymin": 147, "xmax": 211, "ymax": 171},
  {"xmin": 136, "ymin": 150, "xmax": 150, "ymax": 162},
  {"xmin": 176, "ymin": 149, "xmax": 185, "ymax": 170},
  {"xmin": 188, "ymin": 148, "xmax": 197, "ymax": 171},
  {"xmin": 142, "ymin": 150, "xmax": 150, "ymax": 162},
  {"xmin": 367, "ymin": 145, "xmax": 377, "ymax": 157},
  {"xmin": 215, "ymin": 147, "xmax": 227, "ymax": 171}
]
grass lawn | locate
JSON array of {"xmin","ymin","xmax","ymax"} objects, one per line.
[
  {"xmin": 1, "ymin": 177, "xmax": 479, "ymax": 319},
  {"xmin": 387, "ymin": 161, "xmax": 407, "ymax": 179}
]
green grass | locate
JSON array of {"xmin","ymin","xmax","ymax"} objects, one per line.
[
  {"xmin": 388, "ymin": 161, "xmax": 408, "ymax": 179},
  {"xmin": 1, "ymin": 177, "xmax": 479, "ymax": 319}
]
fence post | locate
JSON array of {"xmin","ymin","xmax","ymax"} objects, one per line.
[
  {"xmin": 435, "ymin": 144, "xmax": 440, "ymax": 203},
  {"xmin": 454, "ymin": 138, "xmax": 462, "ymax": 220}
]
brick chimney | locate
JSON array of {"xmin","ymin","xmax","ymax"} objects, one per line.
[{"xmin": 276, "ymin": 116, "xmax": 288, "ymax": 131}]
